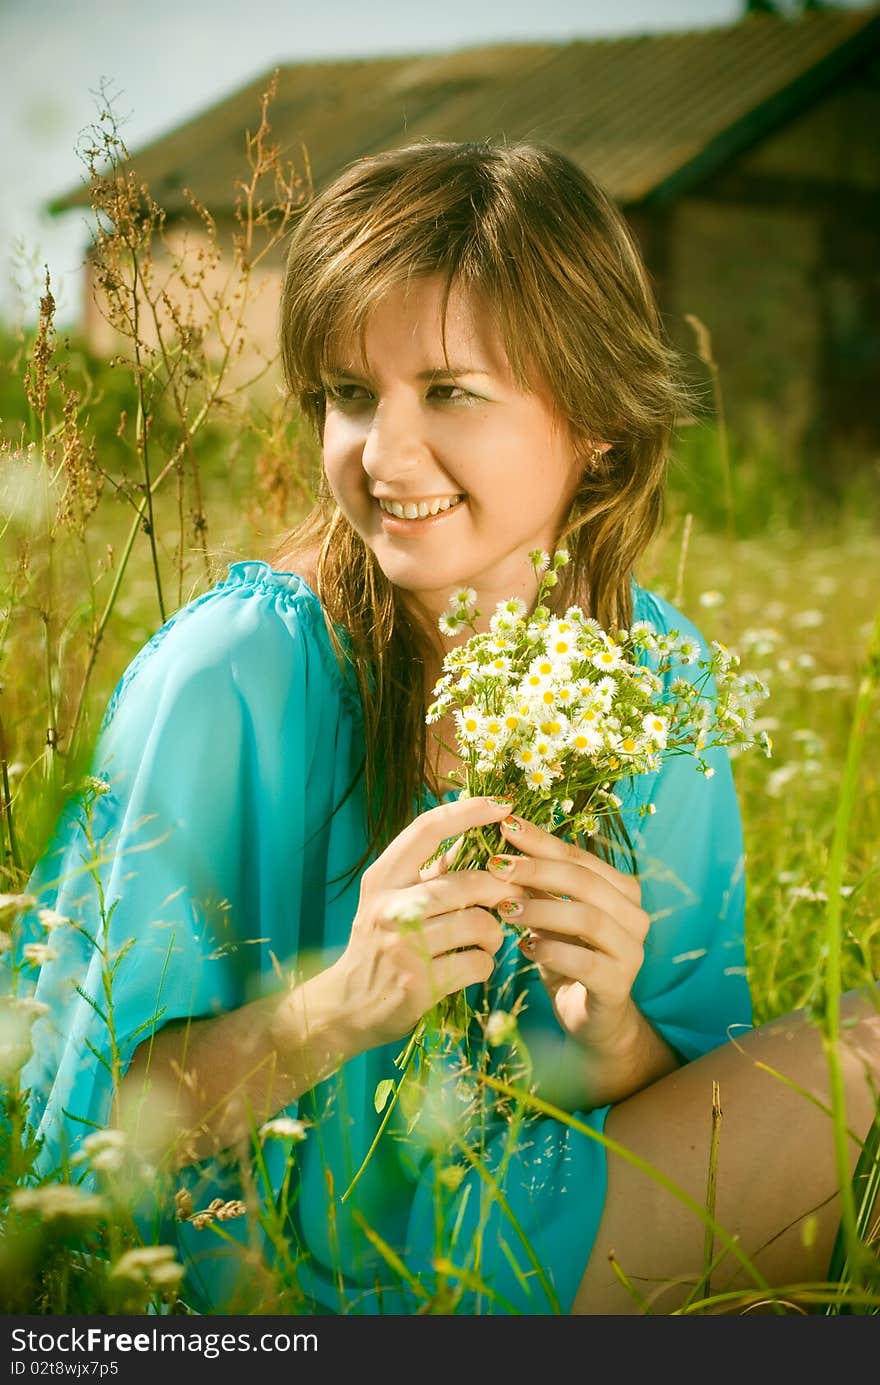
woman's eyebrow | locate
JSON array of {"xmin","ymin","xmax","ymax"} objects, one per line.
[
  {"xmin": 322, "ymin": 364, "xmax": 493, "ymax": 380},
  {"xmin": 416, "ymin": 366, "xmax": 492, "ymax": 379}
]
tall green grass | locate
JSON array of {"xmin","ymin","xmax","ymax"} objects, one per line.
[{"xmin": 0, "ymin": 87, "xmax": 877, "ymax": 1314}]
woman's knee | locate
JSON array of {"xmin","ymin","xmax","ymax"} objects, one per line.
[{"xmin": 571, "ymin": 989, "xmax": 879, "ymax": 1313}]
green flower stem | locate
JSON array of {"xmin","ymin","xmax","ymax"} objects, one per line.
[
  {"xmin": 819, "ymin": 595, "xmax": 880, "ymax": 1284},
  {"xmin": 340, "ymin": 1022, "xmax": 424, "ymax": 1204}
]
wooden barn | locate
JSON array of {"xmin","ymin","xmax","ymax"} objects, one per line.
[{"xmin": 49, "ymin": 7, "xmax": 880, "ymax": 481}]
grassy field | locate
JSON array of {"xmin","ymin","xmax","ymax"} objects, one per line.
[{"xmin": 1, "ymin": 261, "xmax": 878, "ymax": 1312}]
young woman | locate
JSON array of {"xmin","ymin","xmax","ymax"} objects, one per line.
[{"xmin": 14, "ymin": 141, "xmax": 878, "ymax": 1316}]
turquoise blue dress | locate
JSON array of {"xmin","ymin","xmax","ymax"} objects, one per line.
[{"xmin": 12, "ymin": 560, "xmax": 752, "ymax": 1315}]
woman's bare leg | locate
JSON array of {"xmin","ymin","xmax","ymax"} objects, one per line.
[{"xmin": 571, "ymin": 987, "xmax": 880, "ymax": 1314}]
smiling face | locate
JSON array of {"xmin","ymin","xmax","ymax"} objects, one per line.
[{"xmin": 321, "ymin": 276, "xmax": 588, "ymax": 630}]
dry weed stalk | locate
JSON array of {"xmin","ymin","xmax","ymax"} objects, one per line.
[{"xmin": 0, "ymin": 74, "xmax": 313, "ymax": 885}]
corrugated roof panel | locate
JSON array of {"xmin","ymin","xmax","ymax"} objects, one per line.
[{"xmin": 48, "ymin": 9, "xmax": 880, "ymax": 216}]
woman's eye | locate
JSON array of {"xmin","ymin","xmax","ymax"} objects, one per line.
[
  {"xmin": 324, "ymin": 383, "xmax": 371, "ymax": 405},
  {"xmin": 429, "ymin": 384, "xmax": 469, "ymax": 402}
]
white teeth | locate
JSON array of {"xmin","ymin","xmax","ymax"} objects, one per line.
[{"xmin": 378, "ymin": 495, "xmax": 462, "ymax": 519}]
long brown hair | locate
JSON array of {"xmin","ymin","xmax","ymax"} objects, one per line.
[{"xmin": 271, "ymin": 139, "xmax": 698, "ymax": 878}]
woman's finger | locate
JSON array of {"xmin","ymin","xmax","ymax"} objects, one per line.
[
  {"xmin": 371, "ymin": 795, "xmax": 513, "ymax": 888},
  {"xmin": 489, "ymin": 850, "xmax": 649, "ymax": 942},
  {"xmin": 383, "ymin": 868, "xmax": 529, "ymax": 926},
  {"xmin": 502, "ymin": 896, "xmax": 646, "ymax": 963},
  {"xmin": 521, "ymin": 938, "xmax": 627, "ymax": 999},
  {"xmin": 499, "ymin": 814, "xmax": 642, "ymax": 905},
  {"xmin": 399, "ymin": 907, "xmax": 505, "ymax": 961}
]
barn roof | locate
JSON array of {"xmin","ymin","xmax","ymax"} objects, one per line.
[{"xmin": 48, "ymin": 7, "xmax": 880, "ymax": 216}]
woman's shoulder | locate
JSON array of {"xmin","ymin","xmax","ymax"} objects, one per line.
[
  {"xmin": 100, "ymin": 558, "xmax": 355, "ymax": 733},
  {"xmin": 630, "ymin": 577, "xmax": 712, "ymax": 650}
]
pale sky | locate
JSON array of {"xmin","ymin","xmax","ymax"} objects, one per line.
[{"xmin": 0, "ymin": 0, "xmax": 872, "ymax": 326}]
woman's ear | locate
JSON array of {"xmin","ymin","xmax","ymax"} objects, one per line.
[{"xmin": 583, "ymin": 440, "xmax": 612, "ymax": 471}]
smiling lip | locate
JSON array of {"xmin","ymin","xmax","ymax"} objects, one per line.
[{"xmin": 376, "ymin": 495, "xmax": 465, "ymax": 524}]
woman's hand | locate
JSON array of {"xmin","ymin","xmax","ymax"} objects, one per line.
[
  {"xmin": 488, "ymin": 815, "xmax": 678, "ymax": 1104},
  {"xmin": 325, "ymin": 796, "xmax": 529, "ymax": 1054}
]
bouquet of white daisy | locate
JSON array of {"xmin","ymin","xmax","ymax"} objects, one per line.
[
  {"xmin": 344, "ymin": 547, "xmax": 770, "ymax": 1200},
  {"xmin": 423, "ymin": 547, "xmax": 771, "ymax": 888}
]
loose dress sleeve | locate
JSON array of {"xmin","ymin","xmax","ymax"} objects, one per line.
[{"xmin": 10, "ymin": 563, "xmax": 364, "ymax": 1307}]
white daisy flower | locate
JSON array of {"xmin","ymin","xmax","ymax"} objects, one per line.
[
  {"xmin": 498, "ymin": 597, "xmax": 527, "ymax": 620},
  {"xmin": 641, "ymin": 712, "xmax": 669, "ymax": 746},
  {"xmin": 538, "ymin": 715, "xmax": 568, "ymax": 739},
  {"xmin": 454, "ymin": 707, "xmax": 484, "ymax": 743},
  {"xmin": 591, "ymin": 643, "xmax": 623, "ymax": 673},
  {"xmin": 568, "ymin": 726, "xmax": 603, "ymax": 755},
  {"xmin": 520, "ymin": 671, "xmax": 554, "ymax": 700},
  {"xmin": 439, "ymin": 611, "xmax": 464, "ymax": 636},
  {"xmin": 523, "ymin": 765, "xmax": 560, "ymax": 791},
  {"xmin": 451, "ymin": 587, "xmax": 478, "ymax": 611},
  {"xmin": 674, "ymin": 637, "xmax": 701, "ymax": 665},
  {"xmin": 477, "ymin": 735, "xmax": 503, "ymax": 759},
  {"xmin": 480, "ymin": 655, "xmax": 512, "ymax": 679},
  {"xmin": 575, "ymin": 705, "xmax": 604, "ymax": 730},
  {"xmin": 514, "ymin": 745, "xmax": 540, "ymax": 770}
]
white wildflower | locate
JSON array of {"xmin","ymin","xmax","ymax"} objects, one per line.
[
  {"xmin": 454, "ymin": 707, "xmax": 484, "ymax": 743},
  {"xmin": 791, "ymin": 609, "xmax": 824, "ymax": 629},
  {"xmin": 567, "ymin": 725, "xmax": 603, "ymax": 755},
  {"xmin": 641, "ymin": 712, "xmax": 669, "ymax": 747},
  {"xmin": 110, "ymin": 1245, "xmax": 185, "ymax": 1292},
  {"xmin": 498, "ymin": 597, "xmax": 527, "ymax": 620},
  {"xmin": 22, "ymin": 942, "xmax": 57, "ymax": 967},
  {"xmin": 439, "ymin": 611, "xmax": 465, "ymax": 637},
  {"xmin": 385, "ymin": 891, "xmax": 430, "ymax": 929},
  {"xmin": 674, "ymin": 637, "xmax": 701, "ymax": 665},
  {"xmin": 451, "ymin": 587, "xmax": 478, "ymax": 611},
  {"xmin": 0, "ymin": 893, "xmax": 37, "ymax": 927},
  {"xmin": 591, "ymin": 643, "xmax": 624, "ymax": 673},
  {"xmin": 485, "ymin": 1011, "xmax": 518, "ymax": 1047},
  {"xmin": 72, "ymin": 1128, "xmax": 128, "ymax": 1174},
  {"xmin": 259, "ymin": 1116, "xmax": 310, "ymax": 1142},
  {"xmin": 12, "ymin": 1185, "xmax": 109, "ymax": 1222},
  {"xmin": 38, "ymin": 907, "xmax": 70, "ymax": 931}
]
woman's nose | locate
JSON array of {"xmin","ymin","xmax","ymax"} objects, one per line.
[{"xmin": 360, "ymin": 396, "xmax": 430, "ymax": 483}]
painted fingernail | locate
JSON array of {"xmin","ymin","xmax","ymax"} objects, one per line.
[
  {"xmin": 488, "ymin": 855, "xmax": 515, "ymax": 876},
  {"xmin": 518, "ymin": 933, "xmax": 536, "ymax": 955},
  {"xmin": 498, "ymin": 898, "xmax": 524, "ymax": 920},
  {"xmin": 501, "ymin": 815, "xmax": 522, "ymax": 833}
]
